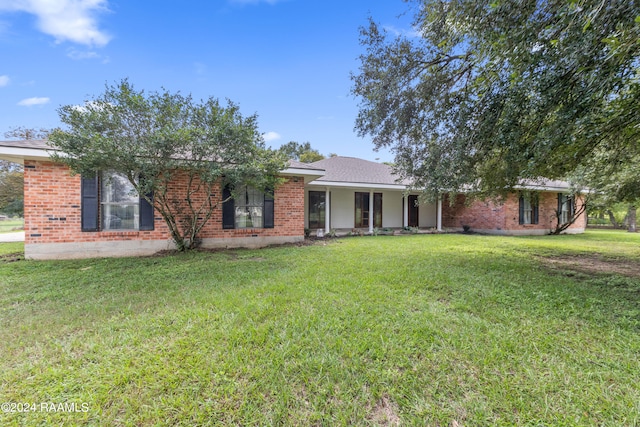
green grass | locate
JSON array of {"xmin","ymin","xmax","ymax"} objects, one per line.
[
  {"xmin": 1, "ymin": 230, "xmax": 639, "ymax": 425},
  {"xmin": 0, "ymin": 242, "xmax": 23, "ymax": 256},
  {"xmin": 0, "ymin": 219, "xmax": 23, "ymax": 234}
]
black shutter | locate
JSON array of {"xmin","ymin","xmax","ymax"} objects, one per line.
[
  {"xmin": 264, "ymin": 188, "xmax": 274, "ymax": 229},
  {"xmin": 533, "ymin": 201, "xmax": 539, "ymax": 224},
  {"xmin": 570, "ymin": 196, "xmax": 575, "ymax": 218},
  {"xmin": 139, "ymin": 191, "xmax": 154, "ymax": 231},
  {"xmin": 222, "ymin": 185, "xmax": 235, "ymax": 229},
  {"xmin": 81, "ymin": 173, "xmax": 99, "ymax": 232},
  {"xmin": 518, "ymin": 195, "xmax": 525, "ymax": 225},
  {"xmin": 558, "ymin": 193, "xmax": 563, "ymax": 222}
]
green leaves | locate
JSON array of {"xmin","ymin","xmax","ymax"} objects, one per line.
[
  {"xmin": 50, "ymin": 79, "xmax": 287, "ymax": 250},
  {"xmin": 352, "ymin": 0, "xmax": 640, "ymax": 199},
  {"xmin": 278, "ymin": 141, "xmax": 324, "ymax": 163}
]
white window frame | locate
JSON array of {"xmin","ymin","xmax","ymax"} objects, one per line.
[
  {"xmin": 100, "ymin": 171, "xmax": 140, "ymax": 231},
  {"xmin": 560, "ymin": 194, "xmax": 572, "ymax": 225},
  {"xmin": 234, "ymin": 186, "xmax": 264, "ymax": 229}
]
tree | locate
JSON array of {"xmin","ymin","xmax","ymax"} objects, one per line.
[
  {"xmin": 278, "ymin": 141, "xmax": 324, "ymax": 163},
  {"xmin": 352, "ymin": 0, "xmax": 640, "ymax": 199},
  {"xmin": 552, "ymin": 191, "xmax": 590, "ymax": 235},
  {"xmin": 0, "ymin": 163, "xmax": 23, "ymax": 216},
  {"xmin": 577, "ymin": 147, "xmax": 640, "ymax": 232},
  {"xmin": 0, "ymin": 127, "xmax": 50, "ymax": 217},
  {"xmin": 49, "ymin": 80, "xmax": 287, "ymax": 251},
  {"xmin": 4, "ymin": 127, "xmax": 50, "ymax": 140}
]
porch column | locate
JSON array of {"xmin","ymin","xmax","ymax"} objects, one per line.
[
  {"xmin": 369, "ymin": 190, "xmax": 374, "ymax": 234},
  {"xmin": 325, "ymin": 187, "xmax": 330, "ymax": 234},
  {"xmin": 403, "ymin": 194, "xmax": 409, "ymax": 228},
  {"xmin": 437, "ymin": 195, "xmax": 443, "ymax": 232}
]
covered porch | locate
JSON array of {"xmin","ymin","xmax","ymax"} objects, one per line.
[{"xmin": 304, "ymin": 184, "xmax": 443, "ymax": 235}]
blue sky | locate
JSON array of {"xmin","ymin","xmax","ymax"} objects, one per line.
[{"xmin": 0, "ymin": 0, "xmax": 415, "ymax": 162}]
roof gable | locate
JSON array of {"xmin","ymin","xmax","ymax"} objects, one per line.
[{"xmin": 309, "ymin": 156, "xmax": 405, "ymax": 186}]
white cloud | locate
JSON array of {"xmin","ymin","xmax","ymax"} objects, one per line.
[
  {"xmin": 0, "ymin": 0, "xmax": 111, "ymax": 46},
  {"xmin": 263, "ymin": 131, "xmax": 281, "ymax": 142},
  {"xmin": 0, "ymin": 75, "xmax": 9, "ymax": 87},
  {"xmin": 383, "ymin": 25, "xmax": 422, "ymax": 38},
  {"xmin": 66, "ymin": 47, "xmax": 108, "ymax": 62},
  {"xmin": 17, "ymin": 96, "xmax": 50, "ymax": 106},
  {"xmin": 71, "ymin": 100, "xmax": 112, "ymax": 113},
  {"xmin": 67, "ymin": 48, "xmax": 99, "ymax": 60}
]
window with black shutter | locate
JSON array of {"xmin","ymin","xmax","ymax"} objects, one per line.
[
  {"xmin": 264, "ymin": 188, "xmax": 274, "ymax": 229},
  {"xmin": 558, "ymin": 193, "xmax": 574, "ymax": 224},
  {"xmin": 81, "ymin": 173, "xmax": 99, "ymax": 232},
  {"xmin": 81, "ymin": 171, "xmax": 154, "ymax": 231},
  {"xmin": 519, "ymin": 193, "xmax": 539, "ymax": 225},
  {"xmin": 222, "ymin": 185, "xmax": 274, "ymax": 229}
]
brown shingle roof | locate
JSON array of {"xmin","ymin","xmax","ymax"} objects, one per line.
[
  {"xmin": 287, "ymin": 159, "xmax": 324, "ymax": 171},
  {"xmin": 309, "ymin": 156, "xmax": 405, "ymax": 185},
  {"xmin": 0, "ymin": 139, "xmax": 53, "ymax": 150}
]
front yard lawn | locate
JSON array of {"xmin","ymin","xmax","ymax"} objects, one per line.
[
  {"xmin": 1, "ymin": 230, "xmax": 639, "ymax": 425},
  {"xmin": 0, "ymin": 219, "xmax": 24, "ymax": 234}
]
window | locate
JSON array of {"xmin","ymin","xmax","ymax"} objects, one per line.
[
  {"xmin": 407, "ymin": 195, "xmax": 419, "ymax": 227},
  {"xmin": 81, "ymin": 171, "xmax": 154, "ymax": 232},
  {"xmin": 355, "ymin": 192, "xmax": 369, "ymax": 228},
  {"xmin": 373, "ymin": 192, "xmax": 382, "ymax": 228},
  {"xmin": 558, "ymin": 194, "xmax": 574, "ymax": 224},
  {"xmin": 354, "ymin": 192, "xmax": 382, "ymax": 228},
  {"xmin": 308, "ymin": 191, "xmax": 326, "ymax": 229},
  {"xmin": 235, "ymin": 186, "xmax": 264, "ymax": 229},
  {"xmin": 101, "ymin": 172, "xmax": 139, "ymax": 230},
  {"xmin": 518, "ymin": 193, "xmax": 539, "ymax": 225},
  {"xmin": 222, "ymin": 185, "xmax": 274, "ymax": 229}
]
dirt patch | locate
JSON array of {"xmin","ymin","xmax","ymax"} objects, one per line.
[
  {"xmin": 537, "ymin": 253, "xmax": 640, "ymax": 278},
  {"xmin": 0, "ymin": 252, "xmax": 24, "ymax": 263},
  {"xmin": 368, "ymin": 395, "xmax": 401, "ymax": 426}
]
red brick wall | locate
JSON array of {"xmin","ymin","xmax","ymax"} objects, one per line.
[
  {"xmin": 442, "ymin": 192, "xmax": 586, "ymax": 234},
  {"xmin": 23, "ymin": 160, "xmax": 305, "ymax": 245},
  {"xmin": 442, "ymin": 194, "xmax": 507, "ymax": 231}
]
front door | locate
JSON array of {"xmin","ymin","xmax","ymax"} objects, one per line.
[
  {"xmin": 308, "ymin": 191, "xmax": 326, "ymax": 229},
  {"xmin": 408, "ymin": 195, "xmax": 419, "ymax": 227}
]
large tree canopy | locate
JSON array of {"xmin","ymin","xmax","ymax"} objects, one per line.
[
  {"xmin": 0, "ymin": 163, "xmax": 23, "ymax": 216},
  {"xmin": 50, "ymin": 80, "xmax": 286, "ymax": 250},
  {"xmin": 352, "ymin": 0, "xmax": 640, "ymax": 198},
  {"xmin": 0, "ymin": 127, "xmax": 51, "ymax": 216},
  {"xmin": 278, "ymin": 141, "xmax": 325, "ymax": 163}
]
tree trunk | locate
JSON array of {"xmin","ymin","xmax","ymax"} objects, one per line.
[
  {"xmin": 607, "ymin": 210, "xmax": 620, "ymax": 228},
  {"xmin": 628, "ymin": 206, "xmax": 637, "ymax": 233}
]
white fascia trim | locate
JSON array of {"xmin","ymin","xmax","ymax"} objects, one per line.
[
  {"xmin": 307, "ymin": 180, "xmax": 407, "ymax": 191},
  {"xmin": 280, "ymin": 167, "xmax": 325, "ymax": 177},
  {"xmin": 0, "ymin": 147, "xmax": 52, "ymax": 163},
  {"xmin": 514, "ymin": 184, "xmax": 572, "ymax": 192}
]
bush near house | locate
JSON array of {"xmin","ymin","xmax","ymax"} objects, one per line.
[{"xmin": 0, "ymin": 230, "xmax": 639, "ymax": 426}]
